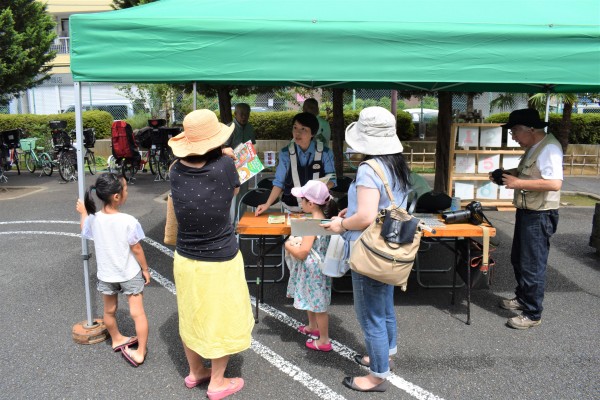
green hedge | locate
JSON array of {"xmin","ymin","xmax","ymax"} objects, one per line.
[
  {"xmin": 0, "ymin": 111, "xmax": 113, "ymax": 149},
  {"xmin": 486, "ymin": 112, "xmax": 600, "ymax": 144},
  {"xmin": 217, "ymin": 110, "xmax": 415, "ymax": 141}
]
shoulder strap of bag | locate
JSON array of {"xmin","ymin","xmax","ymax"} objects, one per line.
[
  {"xmin": 481, "ymin": 225, "xmax": 490, "ymax": 270},
  {"xmin": 362, "ymin": 159, "xmax": 397, "ymax": 207},
  {"xmin": 289, "ymin": 141, "xmax": 301, "ymax": 188}
]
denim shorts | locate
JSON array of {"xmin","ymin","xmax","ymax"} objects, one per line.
[{"xmin": 97, "ymin": 271, "xmax": 144, "ymax": 295}]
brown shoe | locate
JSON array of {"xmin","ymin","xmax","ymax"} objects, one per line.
[
  {"xmin": 500, "ymin": 297, "xmax": 524, "ymax": 311},
  {"xmin": 507, "ymin": 314, "xmax": 541, "ymax": 329}
]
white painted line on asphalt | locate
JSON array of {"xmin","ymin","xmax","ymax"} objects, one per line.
[
  {"xmin": 0, "ymin": 227, "xmax": 347, "ymax": 400},
  {"xmin": 0, "ymin": 224, "xmax": 445, "ymax": 400},
  {"xmin": 251, "ymin": 339, "xmax": 346, "ymax": 400},
  {"xmin": 0, "ymin": 220, "xmax": 79, "ymax": 225}
]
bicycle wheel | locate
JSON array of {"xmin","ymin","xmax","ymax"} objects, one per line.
[
  {"xmin": 148, "ymin": 154, "xmax": 157, "ymax": 175},
  {"xmin": 25, "ymin": 153, "xmax": 36, "ymax": 173},
  {"xmin": 58, "ymin": 154, "xmax": 75, "ymax": 182},
  {"xmin": 122, "ymin": 159, "xmax": 137, "ymax": 181},
  {"xmin": 107, "ymin": 155, "xmax": 117, "ymax": 173},
  {"xmin": 40, "ymin": 153, "xmax": 53, "ymax": 176},
  {"xmin": 157, "ymin": 155, "xmax": 169, "ymax": 181},
  {"xmin": 86, "ymin": 151, "xmax": 97, "ymax": 175},
  {"xmin": 13, "ymin": 150, "xmax": 20, "ymax": 175}
]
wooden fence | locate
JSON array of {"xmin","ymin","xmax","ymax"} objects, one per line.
[{"xmin": 92, "ymin": 140, "xmax": 599, "ymax": 175}]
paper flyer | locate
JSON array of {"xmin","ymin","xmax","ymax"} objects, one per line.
[
  {"xmin": 234, "ymin": 141, "xmax": 265, "ymax": 184},
  {"xmin": 290, "ymin": 218, "xmax": 334, "ymax": 236}
]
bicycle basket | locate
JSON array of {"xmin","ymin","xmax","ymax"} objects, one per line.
[
  {"xmin": 83, "ymin": 128, "xmax": 96, "ymax": 148},
  {"xmin": 1, "ymin": 129, "xmax": 21, "ymax": 148},
  {"xmin": 159, "ymin": 127, "xmax": 181, "ymax": 142},
  {"xmin": 49, "ymin": 120, "xmax": 67, "ymax": 130},
  {"xmin": 52, "ymin": 130, "xmax": 71, "ymax": 148},
  {"xmin": 19, "ymin": 138, "xmax": 37, "ymax": 152}
]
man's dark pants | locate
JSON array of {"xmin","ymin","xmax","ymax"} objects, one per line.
[{"xmin": 510, "ymin": 208, "xmax": 559, "ymax": 320}]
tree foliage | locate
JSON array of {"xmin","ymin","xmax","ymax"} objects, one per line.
[
  {"xmin": 0, "ymin": 0, "xmax": 56, "ymax": 106},
  {"xmin": 111, "ymin": 0, "xmax": 156, "ymax": 9}
]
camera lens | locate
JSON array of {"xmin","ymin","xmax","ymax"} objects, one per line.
[{"xmin": 442, "ymin": 209, "xmax": 472, "ymax": 224}]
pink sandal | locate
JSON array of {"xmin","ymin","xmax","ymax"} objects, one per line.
[
  {"xmin": 207, "ymin": 378, "xmax": 244, "ymax": 400},
  {"xmin": 305, "ymin": 338, "xmax": 332, "ymax": 352},
  {"xmin": 297, "ymin": 325, "xmax": 320, "ymax": 338},
  {"xmin": 184, "ymin": 374, "xmax": 210, "ymax": 389}
]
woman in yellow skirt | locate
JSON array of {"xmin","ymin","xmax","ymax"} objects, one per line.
[{"xmin": 168, "ymin": 109, "xmax": 254, "ymax": 400}]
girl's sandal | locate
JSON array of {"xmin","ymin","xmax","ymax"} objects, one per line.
[
  {"xmin": 121, "ymin": 345, "xmax": 145, "ymax": 368},
  {"xmin": 297, "ymin": 325, "xmax": 320, "ymax": 338}
]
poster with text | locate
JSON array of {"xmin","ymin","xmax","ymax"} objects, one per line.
[
  {"xmin": 476, "ymin": 181, "xmax": 498, "ymax": 199},
  {"xmin": 480, "ymin": 127, "xmax": 502, "ymax": 147},
  {"xmin": 458, "ymin": 127, "xmax": 479, "ymax": 148},
  {"xmin": 454, "ymin": 181, "xmax": 475, "ymax": 200},
  {"xmin": 455, "ymin": 154, "xmax": 476, "ymax": 173},
  {"xmin": 478, "ymin": 154, "xmax": 500, "ymax": 173}
]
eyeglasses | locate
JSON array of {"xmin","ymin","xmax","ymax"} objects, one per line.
[{"xmin": 510, "ymin": 126, "xmax": 531, "ymax": 136}]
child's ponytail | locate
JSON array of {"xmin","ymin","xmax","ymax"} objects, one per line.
[
  {"xmin": 321, "ymin": 196, "xmax": 339, "ymax": 219},
  {"xmin": 84, "ymin": 185, "xmax": 98, "ymax": 215}
]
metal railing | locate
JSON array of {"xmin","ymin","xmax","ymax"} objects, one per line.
[{"xmin": 49, "ymin": 37, "xmax": 70, "ymax": 54}]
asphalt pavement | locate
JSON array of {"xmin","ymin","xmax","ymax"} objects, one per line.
[{"xmin": 0, "ymin": 170, "xmax": 598, "ymax": 400}]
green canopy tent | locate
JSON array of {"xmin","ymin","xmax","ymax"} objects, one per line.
[
  {"xmin": 68, "ymin": 0, "xmax": 600, "ymax": 328},
  {"xmin": 70, "ymin": 0, "xmax": 600, "ymax": 92}
]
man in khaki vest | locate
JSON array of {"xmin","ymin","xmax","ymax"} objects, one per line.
[{"xmin": 491, "ymin": 109, "xmax": 563, "ymax": 329}]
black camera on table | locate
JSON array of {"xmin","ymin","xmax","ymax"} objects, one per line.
[
  {"xmin": 491, "ymin": 168, "xmax": 505, "ymax": 186},
  {"xmin": 442, "ymin": 201, "xmax": 486, "ymax": 225}
]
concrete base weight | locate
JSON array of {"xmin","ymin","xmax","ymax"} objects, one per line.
[{"xmin": 72, "ymin": 319, "xmax": 108, "ymax": 345}]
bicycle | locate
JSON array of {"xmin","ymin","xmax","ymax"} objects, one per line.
[
  {"xmin": 50, "ymin": 122, "xmax": 97, "ymax": 182},
  {"xmin": 107, "ymin": 150, "xmax": 148, "ymax": 180},
  {"xmin": 1, "ymin": 129, "xmax": 22, "ymax": 177},
  {"xmin": 148, "ymin": 122, "xmax": 180, "ymax": 181},
  {"xmin": 20, "ymin": 137, "xmax": 53, "ymax": 176}
]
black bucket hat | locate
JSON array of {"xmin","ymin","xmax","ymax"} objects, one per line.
[{"xmin": 501, "ymin": 109, "xmax": 548, "ymax": 129}]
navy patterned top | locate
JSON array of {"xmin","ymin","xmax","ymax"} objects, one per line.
[{"xmin": 170, "ymin": 156, "xmax": 240, "ymax": 262}]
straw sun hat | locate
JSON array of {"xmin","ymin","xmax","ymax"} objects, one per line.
[
  {"xmin": 345, "ymin": 106, "xmax": 403, "ymax": 155},
  {"xmin": 168, "ymin": 109, "xmax": 234, "ymax": 157}
]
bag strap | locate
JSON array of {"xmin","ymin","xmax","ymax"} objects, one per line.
[
  {"xmin": 481, "ymin": 225, "xmax": 490, "ymax": 270},
  {"xmin": 362, "ymin": 159, "xmax": 397, "ymax": 206}
]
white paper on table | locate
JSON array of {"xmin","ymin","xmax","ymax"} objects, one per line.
[
  {"xmin": 290, "ymin": 219, "xmax": 334, "ymax": 236},
  {"xmin": 455, "ymin": 154, "xmax": 476, "ymax": 173},
  {"xmin": 502, "ymin": 155, "xmax": 521, "ymax": 169},
  {"xmin": 478, "ymin": 154, "xmax": 500, "ymax": 173},
  {"xmin": 499, "ymin": 185, "xmax": 515, "ymax": 200},
  {"xmin": 480, "ymin": 127, "xmax": 502, "ymax": 147},
  {"xmin": 507, "ymin": 133, "xmax": 520, "ymax": 147},
  {"xmin": 476, "ymin": 181, "xmax": 498, "ymax": 199},
  {"xmin": 454, "ymin": 181, "xmax": 475, "ymax": 200},
  {"xmin": 458, "ymin": 127, "xmax": 479, "ymax": 148}
]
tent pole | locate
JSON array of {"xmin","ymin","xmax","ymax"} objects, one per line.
[
  {"xmin": 193, "ymin": 82, "xmax": 197, "ymax": 110},
  {"xmin": 545, "ymin": 91, "xmax": 551, "ymax": 133},
  {"xmin": 74, "ymin": 81, "xmax": 94, "ymax": 328}
]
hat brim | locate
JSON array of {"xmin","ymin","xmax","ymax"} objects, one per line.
[
  {"xmin": 290, "ymin": 187, "xmax": 304, "ymax": 198},
  {"xmin": 168, "ymin": 123, "xmax": 234, "ymax": 157},
  {"xmin": 345, "ymin": 122, "xmax": 403, "ymax": 155},
  {"xmin": 501, "ymin": 120, "xmax": 548, "ymax": 129}
]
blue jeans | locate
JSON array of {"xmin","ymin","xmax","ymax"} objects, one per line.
[
  {"xmin": 511, "ymin": 208, "xmax": 559, "ymax": 320},
  {"xmin": 351, "ymin": 270, "xmax": 397, "ymax": 378}
]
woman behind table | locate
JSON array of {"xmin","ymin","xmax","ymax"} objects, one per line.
[
  {"xmin": 168, "ymin": 109, "xmax": 254, "ymax": 400},
  {"xmin": 323, "ymin": 107, "xmax": 411, "ymax": 393},
  {"xmin": 255, "ymin": 112, "xmax": 336, "ymax": 214}
]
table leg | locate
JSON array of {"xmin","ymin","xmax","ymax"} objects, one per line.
[
  {"xmin": 466, "ymin": 238, "xmax": 472, "ymax": 325},
  {"xmin": 451, "ymin": 238, "xmax": 458, "ymax": 305},
  {"xmin": 254, "ymin": 236, "xmax": 266, "ymax": 323}
]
